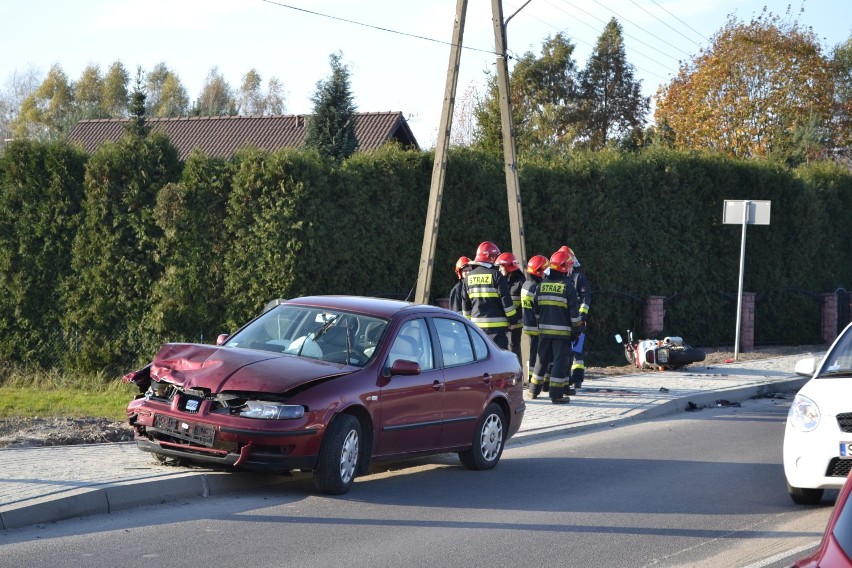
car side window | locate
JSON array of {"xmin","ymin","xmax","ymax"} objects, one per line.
[
  {"xmin": 470, "ymin": 325, "xmax": 489, "ymax": 361},
  {"xmin": 434, "ymin": 317, "xmax": 475, "ymax": 367},
  {"xmin": 388, "ymin": 319, "xmax": 434, "ymax": 370}
]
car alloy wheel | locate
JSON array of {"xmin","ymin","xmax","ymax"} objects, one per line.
[
  {"xmin": 458, "ymin": 403, "xmax": 505, "ymax": 470},
  {"xmin": 479, "ymin": 413, "xmax": 503, "ymax": 462},
  {"xmin": 314, "ymin": 414, "xmax": 361, "ymax": 495},
  {"xmin": 339, "ymin": 428, "xmax": 359, "ymax": 485}
]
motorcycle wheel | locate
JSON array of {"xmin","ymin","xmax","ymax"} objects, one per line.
[
  {"xmin": 624, "ymin": 346, "xmax": 636, "ymax": 366},
  {"xmin": 667, "ymin": 347, "xmax": 705, "ymax": 366}
]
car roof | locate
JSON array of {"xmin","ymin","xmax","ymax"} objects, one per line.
[{"xmin": 283, "ymin": 295, "xmax": 442, "ymax": 319}]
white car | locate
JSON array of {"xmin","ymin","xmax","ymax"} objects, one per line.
[{"xmin": 784, "ymin": 322, "xmax": 852, "ymax": 504}]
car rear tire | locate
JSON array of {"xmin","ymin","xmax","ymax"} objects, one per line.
[
  {"xmin": 458, "ymin": 403, "xmax": 505, "ymax": 471},
  {"xmin": 787, "ymin": 481, "xmax": 824, "ymax": 505},
  {"xmin": 314, "ymin": 414, "xmax": 361, "ymax": 495}
]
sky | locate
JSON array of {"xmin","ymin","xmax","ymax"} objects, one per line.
[{"xmin": 1, "ymin": 0, "xmax": 850, "ymax": 148}]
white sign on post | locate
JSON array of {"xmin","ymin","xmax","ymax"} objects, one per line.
[
  {"xmin": 723, "ymin": 200, "xmax": 771, "ymax": 361},
  {"xmin": 723, "ymin": 200, "xmax": 771, "ymax": 225}
]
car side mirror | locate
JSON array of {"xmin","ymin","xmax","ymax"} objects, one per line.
[
  {"xmin": 383, "ymin": 359, "xmax": 421, "ymax": 378},
  {"xmin": 216, "ymin": 334, "xmax": 230, "ymax": 346},
  {"xmin": 794, "ymin": 357, "xmax": 817, "ymax": 377}
]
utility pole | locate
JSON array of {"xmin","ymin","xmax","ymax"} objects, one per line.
[
  {"xmin": 414, "ymin": 0, "xmax": 527, "ymax": 305},
  {"xmin": 491, "ymin": 0, "xmax": 527, "ymax": 265},
  {"xmin": 414, "ymin": 0, "xmax": 468, "ymax": 305}
]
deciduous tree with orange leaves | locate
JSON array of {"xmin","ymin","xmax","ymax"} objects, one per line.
[{"xmin": 655, "ymin": 10, "xmax": 833, "ymax": 163}]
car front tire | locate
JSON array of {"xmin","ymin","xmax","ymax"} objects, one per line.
[
  {"xmin": 314, "ymin": 414, "xmax": 361, "ymax": 495},
  {"xmin": 459, "ymin": 403, "xmax": 505, "ymax": 470},
  {"xmin": 787, "ymin": 481, "xmax": 824, "ymax": 505}
]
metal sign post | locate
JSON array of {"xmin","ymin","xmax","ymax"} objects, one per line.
[{"xmin": 723, "ymin": 200, "xmax": 771, "ymax": 360}]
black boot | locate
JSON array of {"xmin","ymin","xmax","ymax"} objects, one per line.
[
  {"xmin": 542, "ymin": 381, "xmax": 550, "ymax": 393},
  {"xmin": 550, "ymin": 386, "xmax": 570, "ymax": 404},
  {"xmin": 528, "ymin": 383, "xmax": 542, "ymax": 399}
]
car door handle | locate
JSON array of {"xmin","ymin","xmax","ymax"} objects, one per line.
[
  {"xmin": 432, "ymin": 380, "xmax": 443, "ymax": 391},
  {"xmin": 482, "ymin": 373, "xmax": 491, "ymax": 383}
]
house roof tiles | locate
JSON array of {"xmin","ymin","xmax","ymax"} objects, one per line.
[{"xmin": 67, "ymin": 112, "xmax": 419, "ymax": 160}]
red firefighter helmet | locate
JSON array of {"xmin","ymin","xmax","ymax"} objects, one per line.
[
  {"xmin": 549, "ymin": 250, "xmax": 574, "ymax": 273},
  {"xmin": 494, "ymin": 252, "xmax": 520, "ymax": 272},
  {"xmin": 526, "ymin": 255, "xmax": 549, "ymax": 278},
  {"xmin": 474, "ymin": 241, "xmax": 501, "ymax": 263},
  {"xmin": 558, "ymin": 245, "xmax": 581, "ymax": 267},
  {"xmin": 454, "ymin": 256, "xmax": 471, "ymax": 279}
]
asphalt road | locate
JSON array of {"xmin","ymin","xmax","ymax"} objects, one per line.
[{"xmin": 0, "ymin": 397, "xmax": 836, "ymax": 568}]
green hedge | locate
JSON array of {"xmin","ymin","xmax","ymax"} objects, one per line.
[{"xmin": 1, "ymin": 137, "xmax": 850, "ymax": 375}]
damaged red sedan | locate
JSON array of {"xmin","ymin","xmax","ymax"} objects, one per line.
[{"xmin": 125, "ymin": 296, "xmax": 525, "ymax": 494}]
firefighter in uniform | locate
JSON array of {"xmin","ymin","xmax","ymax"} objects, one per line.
[
  {"xmin": 521, "ymin": 255, "xmax": 549, "ymax": 388},
  {"xmin": 529, "ymin": 250, "xmax": 581, "ymax": 404},
  {"xmin": 461, "ymin": 241, "xmax": 518, "ymax": 350},
  {"xmin": 559, "ymin": 245, "xmax": 591, "ymax": 390},
  {"xmin": 449, "ymin": 256, "xmax": 470, "ymax": 314},
  {"xmin": 495, "ymin": 252, "xmax": 525, "ymax": 363}
]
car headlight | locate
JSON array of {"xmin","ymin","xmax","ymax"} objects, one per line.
[
  {"xmin": 788, "ymin": 394, "xmax": 820, "ymax": 432},
  {"xmin": 239, "ymin": 401, "xmax": 305, "ymax": 420}
]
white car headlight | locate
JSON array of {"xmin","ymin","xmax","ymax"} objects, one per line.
[
  {"xmin": 788, "ymin": 393, "xmax": 820, "ymax": 432},
  {"xmin": 240, "ymin": 401, "xmax": 305, "ymax": 420}
]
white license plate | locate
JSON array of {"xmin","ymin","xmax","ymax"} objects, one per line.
[{"xmin": 840, "ymin": 442, "xmax": 852, "ymax": 458}]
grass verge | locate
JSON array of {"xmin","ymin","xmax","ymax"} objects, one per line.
[{"xmin": 0, "ymin": 365, "xmax": 137, "ymax": 421}]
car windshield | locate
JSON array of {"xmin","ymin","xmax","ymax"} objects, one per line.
[
  {"xmin": 224, "ymin": 304, "xmax": 388, "ymax": 367},
  {"xmin": 819, "ymin": 327, "xmax": 852, "ymax": 377}
]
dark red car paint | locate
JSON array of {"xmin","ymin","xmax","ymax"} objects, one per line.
[{"xmin": 125, "ymin": 296, "xmax": 525, "ymax": 484}]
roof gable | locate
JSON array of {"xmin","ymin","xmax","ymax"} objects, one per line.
[{"xmin": 67, "ymin": 112, "xmax": 419, "ymax": 160}]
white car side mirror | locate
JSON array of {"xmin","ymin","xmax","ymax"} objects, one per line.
[{"xmin": 794, "ymin": 357, "xmax": 817, "ymax": 377}]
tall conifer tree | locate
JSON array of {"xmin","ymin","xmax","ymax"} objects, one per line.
[{"xmin": 305, "ymin": 52, "xmax": 357, "ymax": 160}]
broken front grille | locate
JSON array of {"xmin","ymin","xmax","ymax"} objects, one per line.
[{"xmin": 178, "ymin": 393, "xmax": 203, "ymax": 414}]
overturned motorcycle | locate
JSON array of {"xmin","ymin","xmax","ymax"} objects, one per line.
[{"xmin": 615, "ymin": 330, "xmax": 705, "ymax": 371}]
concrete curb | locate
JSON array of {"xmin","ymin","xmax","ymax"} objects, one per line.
[
  {"xmin": 0, "ymin": 470, "xmax": 293, "ymax": 530},
  {"xmin": 510, "ymin": 376, "xmax": 808, "ymax": 445},
  {"xmin": 639, "ymin": 376, "xmax": 808, "ymax": 420}
]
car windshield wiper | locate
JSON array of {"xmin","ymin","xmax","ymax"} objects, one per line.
[
  {"xmin": 312, "ymin": 315, "xmax": 339, "ymax": 340},
  {"xmin": 297, "ymin": 315, "xmax": 339, "ymax": 357}
]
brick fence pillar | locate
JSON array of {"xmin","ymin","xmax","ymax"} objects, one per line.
[
  {"xmin": 644, "ymin": 296, "xmax": 665, "ymax": 337},
  {"xmin": 821, "ymin": 293, "xmax": 838, "ymax": 345},
  {"xmin": 740, "ymin": 292, "xmax": 755, "ymax": 352}
]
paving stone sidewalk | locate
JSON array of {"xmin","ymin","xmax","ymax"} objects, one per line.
[{"xmin": 0, "ymin": 351, "xmax": 821, "ymax": 530}]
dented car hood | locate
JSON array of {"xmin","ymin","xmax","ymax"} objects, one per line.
[{"xmin": 150, "ymin": 343, "xmax": 351, "ymax": 394}]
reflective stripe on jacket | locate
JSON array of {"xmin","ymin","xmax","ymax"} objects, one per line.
[
  {"xmin": 521, "ymin": 277, "xmax": 540, "ymax": 336},
  {"xmin": 462, "ymin": 264, "xmax": 518, "ymax": 330},
  {"xmin": 572, "ymin": 271, "xmax": 591, "ymax": 320},
  {"xmin": 506, "ymin": 271, "xmax": 525, "ymax": 331},
  {"xmin": 533, "ymin": 275, "xmax": 581, "ymax": 339}
]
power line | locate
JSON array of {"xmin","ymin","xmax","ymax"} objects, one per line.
[
  {"xmin": 554, "ymin": 0, "xmax": 683, "ymax": 65},
  {"xmin": 645, "ymin": 0, "xmax": 709, "ymax": 45},
  {"xmin": 519, "ymin": 4, "xmax": 672, "ymax": 83},
  {"xmin": 583, "ymin": 0, "xmax": 694, "ymax": 59},
  {"xmin": 260, "ymin": 0, "xmax": 498, "ymax": 56},
  {"xmin": 628, "ymin": 0, "xmax": 705, "ymax": 50}
]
